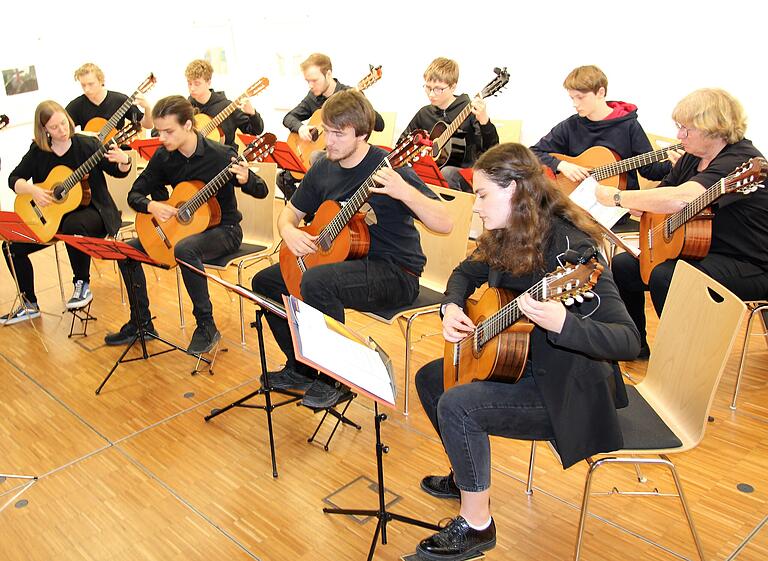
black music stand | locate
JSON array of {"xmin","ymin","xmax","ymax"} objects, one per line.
[
  {"xmin": 284, "ymin": 297, "xmax": 440, "ymax": 560},
  {"xmin": 0, "ymin": 473, "xmax": 38, "ymax": 514},
  {"xmin": 410, "ymin": 154, "xmax": 450, "ymax": 188},
  {"xmin": 53, "ymin": 235, "xmax": 213, "ymax": 394}
]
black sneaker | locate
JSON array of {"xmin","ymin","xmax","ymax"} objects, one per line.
[
  {"xmin": 0, "ymin": 303, "xmax": 41, "ymax": 325},
  {"xmin": 66, "ymin": 280, "xmax": 93, "ymax": 310},
  {"xmin": 104, "ymin": 321, "xmax": 158, "ymax": 346},
  {"xmin": 187, "ymin": 322, "xmax": 221, "ymax": 355},
  {"xmin": 421, "ymin": 472, "xmax": 461, "ymax": 500},
  {"xmin": 260, "ymin": 365, "xmax": 314, "ymax": 391},
  {"xmin": 416, "ymin": 516, "xmax": 496, "ymax": 561},
  {"xmin": 302, "ymin": 377, "xmax": 350, "ymax": 409}
]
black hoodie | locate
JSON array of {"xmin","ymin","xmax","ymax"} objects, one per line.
[{"xmin": 189, "ymin": 90, "xmax": 264, "ymax": 148}]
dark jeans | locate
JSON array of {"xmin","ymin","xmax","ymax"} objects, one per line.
[
  {"xmin": 118, "ymin": 223, "xmax": 242, "ymax": 325},
  {"xmin": 415, "ymin": 360, "xmax": 554, "ymax": 492},
  {"xmin": 3, "ymin": 206, "xmax": 106, "ymax": 303},
  {"xmin": 250, "ymin": 258, "xmax": 419, "ymax": 369},
  {"xmin": 612, "ymin": 252, "xmax": 768, "ymax": 345},
  {"xmin": 442, "ymin": 166, "xmax": 473, "ymax": 193}
]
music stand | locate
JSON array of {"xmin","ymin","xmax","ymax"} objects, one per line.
[
  {"xmin": 238, "ymin": 135, "xmax": 307, "ymax": 177},
  {"xmin": 284, "ymin": 296, "xmax": 440, "ymax": 560},
  {"xmin": 410, "ymin": 154, "xmax": 450, "ymax": 189},
  {"xmin": 130, "ymin": 138, "xmax": 163, "ymax": 161},
  {"xmin": 0, "ymin": 473, "xmax": 38, "ymax": 514},
  {"xmin": 53, "ymin": 235, "xmax": 213, "ymax": 394}
]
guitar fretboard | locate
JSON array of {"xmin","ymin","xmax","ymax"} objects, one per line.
[
  {"xmin": 475, "ymin": 280, "xmax": 545, "ymax": 347},
  {"xmin": 591, "ymin": 143, "xmax": 683, "ymax": 181},
  {"xmin": 663, "ymin": 177, "xmax": 727, "ymax": 236}
]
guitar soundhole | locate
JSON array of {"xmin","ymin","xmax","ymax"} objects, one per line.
[
  {"xmin": 177, "ymin": 208, "xmax": 192, "ymax": 225},
  {"xmin": 52, "ymin": 184, "xmax": 67, "ymax": 202}
]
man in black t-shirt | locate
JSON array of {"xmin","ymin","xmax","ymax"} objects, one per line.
[
  {"xmin": 66, "ymin": 63, "xmax": 153, "ymax": 134},
  {"xmin": 595, "ymin": 88, "xmax": 768, "ymax": 359},
  {"xmin": 252, "ymin": 90, "xmax": 453, "ymax": 409}
]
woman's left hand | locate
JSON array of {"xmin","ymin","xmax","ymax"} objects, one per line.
[{"xmin": 517, "ymin": 293, "xmax": 567, "ymax": 334}]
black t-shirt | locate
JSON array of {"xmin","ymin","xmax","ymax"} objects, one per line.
[
  {"xmin": 66, "ymin": 91, "xmax": 143, "ymax": 132},
  {"xmin": 291, "ymin": 145, "xmax": 437, "ymax": 274},
  {"xmin": 661, "ymin": 138, "xmax": 768, "ymax": 270}
]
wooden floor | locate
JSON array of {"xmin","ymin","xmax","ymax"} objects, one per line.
[{"xmin": 1, "ymin": 246, "xmax": 767, "ymax": 561}]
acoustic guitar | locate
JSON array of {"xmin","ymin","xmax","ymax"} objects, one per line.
[
  {"xmin": 14, "ymin": 123, "xmax": 142, "ymax": 243},
  {"xmin": 193, "ymin": 78, "xmax": 270, "ymax": 143},
  {"xmin": 286, "ymin": 65, "xmax": 382, "ymax": 178},
  {"xmin": 443, "ymin": 255, "xmax": 603, "ymax": 390},
  {"xmin": 550, "ymin": 143, "xmax": 683, "ymax": 196},
  {"xmin": 135, "ymin": 133, "xmax": 276, "ymax": 268},
  {"xmin": 83, "ymin": 73, "xmax": 156, "ymax": 143},
  {"xmin": 639, "ymin": 157, "xmax": 767, "ymax": 283},
  {"xmin": 279, "ymin": 130, "xmax": 432, "ymax": 298},
  {"xmin": 429, "ymin": 67, "xmax": 509, "ymax": 167}
]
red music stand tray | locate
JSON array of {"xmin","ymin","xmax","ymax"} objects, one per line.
[
  {"xmin": 409, "ymin": 154, "xmax": 450, "ymax": 188},
  {"xmin": 130, "ymin": 138, "xmax": 163, "ymax": 161},
  {"xmin": 239, "ymin": 134, "xmax": 307, "ymax": 176}
]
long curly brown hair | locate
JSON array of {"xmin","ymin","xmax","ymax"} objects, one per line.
[{"xmin": 474, "ymin": 143, "xmax": 602, "ymax": 275}]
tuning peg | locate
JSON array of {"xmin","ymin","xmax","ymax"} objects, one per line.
[
  {"xmin": 583, "ymin": 291, "xmax": 595, "ymax": 299},
  {"xmin": 563, "ymin": 297, "xmax": 575, "ymax": 306},
  {"xmin": 574, "ymin": 295, "xmax": 584, "ymax": 304}
]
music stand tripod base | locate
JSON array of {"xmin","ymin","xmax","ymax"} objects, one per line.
[{"xmin": 65, "ymin": 302, "xmax": 96, "ymax": 338}]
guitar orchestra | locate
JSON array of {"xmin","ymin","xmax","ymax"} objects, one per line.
[{"xmin": 1, "ymin": 55, "xmax": 768, "ymax": 561}]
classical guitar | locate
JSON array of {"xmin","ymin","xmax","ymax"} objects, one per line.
[
  {"xmin": 14, "ymin": 123, "xmax": 142, "ymax": 243},
  {"xmin": 279, "ymin": 130, "xmax": 432, "ymax": 298},
  {"xmin": 639, "ymin": 157, "xmax": 767, "ymax": 282},
  {"xmin": 286, "ymin": 65, "xmax": 382, "ymax": 177},
  {"xmin": 193, "ymin": 78, "xmax": 270, "ymax": 143},
  {"xmin": 0, "ymin": 114, "xmax": 9, "ymax": 131},
  {"xmin": 135, "ymin": 133, "xmax": 276, "ymax": 268},
  {"xmin": 550, "ymin": 143, "xmax": 683, "ymax": 196},
  {"xmin": 83, "ymin": 73, "xmax": 156, "ymax": 143},
  {"xmin": 443, "ymin": 255, "xmax": 603, "ymax": 390},
  {"xmin": 428, "ymin": 67, "xmax": 509, "ymax": 168}
]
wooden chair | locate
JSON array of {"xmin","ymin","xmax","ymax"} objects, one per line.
[
  {"xmin": 494, "ymin": 119, "xmax": 522, "ymax": 144},
  {"xmin": 368, "ymin": 111, "xmax": 396, "ymax": 149},
  {"xmin": 730, "ymin": 299, "xmax": 768, "ymax": 410},
  {"xmin": 525, "ymin": 262, "xmax": 746, "ymax": 560},
  {"xmin": 364, "ymin": 184, "xmax": 475, "ymax": 414}
]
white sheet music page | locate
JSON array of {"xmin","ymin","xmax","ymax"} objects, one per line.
[
  {"xmin": 570, "ymin": 176, "xmax": 629, "ymax": 229},
  {"xmin": 292, "ymin": 298, "xmax": 395, "ymax": 406}
]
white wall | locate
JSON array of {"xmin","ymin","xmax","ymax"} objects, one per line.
[{"xmin": 2, "ymin": 0, "xmax": 765, "ymax": 210}]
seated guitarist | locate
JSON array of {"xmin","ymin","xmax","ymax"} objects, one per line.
[
  {"xmin": 413, "ymin": 143, "xmax": 639, "ymax": 561},
  {"xmin": 595, "ymin": 88, "xmax": 768, "ymax": 360},
  {"xmin": 2, "ymin": 101, "xmax": 130, "ymax": 323},
  {"xmin": 398, "ymin": 57, "xmax": 499, "ymax": 193},
  {"xmin": 66, "ymin": 63, "xmax": 153, "ymax": 133},
  {"xmin": 104, "ymin": 95, "xmax": 267, "ymax": 353},
  {"xmin": 252, "ymin": 89, "xmax": 452, "ymax": 409},
  {"xmin": 530, "ymin": 65, "xmax": 672, "ymax": 197},
  {"xmin": 279, "ymin": 53, "xmax": 386, "ymax": 200},
  {"xmin": 185, "ymin": 59, "xmax": 264, "ymax": 149}
]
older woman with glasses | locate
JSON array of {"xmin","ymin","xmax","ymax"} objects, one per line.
[{"xmin": 596, "ymin": 88, "xmax": 768, "ymax": 359}]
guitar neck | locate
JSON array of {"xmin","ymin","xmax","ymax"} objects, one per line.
[
  {"xmin": 179, "ymin": 157, "xmax": 244, "ymax": 216},
  {"xmin": 591, "ymin": 143, "xmax": 684, "ymax": 181},
  {"xmin": 436, "ymin": 101, "xmax": 474, "ymax": 148},
  {"xmin": 200, "ymin": 94, "xmax": 246, "ymax": 136},
  {"xmin": 61, "ymin": 142, "xmax": 114, "ymax": 195},
  {"xmin": 664, "ymin": 178, "xmax": 726, "ymax": 234},
  {"xmin": 476, "ymin": 280, "xmax": 546, "ymax": 346},
  {"xmin": 98, "ymin": 89, "xmax": 142, "ymax": 142}
]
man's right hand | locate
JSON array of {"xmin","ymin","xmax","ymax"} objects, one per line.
[
  {"xmin": 282, "ymin": 225, "xmax": 319, "ymax": 257},
  {"xmin": 147, "ymin": 201, "xmax": 178, "ymax": 222}
]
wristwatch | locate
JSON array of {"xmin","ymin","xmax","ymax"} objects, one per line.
[{"xmin": 613, "ymin": 191, "xmax": 622, "ymax": 207}]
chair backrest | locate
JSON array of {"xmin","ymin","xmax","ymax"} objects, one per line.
[
  {"xmin": 368, "ymin": 111, "xmax": 396, "ymax": 150},
  {"xmin": 494, "ymin": 119, "xmax": 523, "ymax": 144},
  {"xmin": 417, "ymin": 184, "xmax": 475, "ymax": 293},
  {"xmin": 637, "ymin": 261, "xmax": 745, "ymax": 451},
  {"xmin": 107, "ymin": 149, "xmax": 139, "ymax": 221},
  {"xmin": 236, "ymin": 161, "xmax": 278, "ymax": 248}
]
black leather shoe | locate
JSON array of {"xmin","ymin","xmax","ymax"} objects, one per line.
[
  {"xmin": 421, "ymin": 472, "xmax": 461, "ymax": 500},
  {"xmin": 104, "ymin": 321, "xmax": 157, "ymax": 346},
  {"xmin": 417, "ymin": 516, "xmax": 496, "ymax": 561},
  {"xmin": 260, "ymin": 365, "xmax": 314, "ymax": 391},
  {"xmin": 302, "ymin": 377, "xmax": 351, "ymax": 409},
  {"xmin": 187, "ymin": 322, "xmax": 221, "ymax": 355}
]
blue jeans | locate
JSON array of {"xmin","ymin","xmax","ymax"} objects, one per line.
[
  {"xmin": 251, "ymin": 258, "xmax": 418, "ymax": 370},
  {"xmin": 415, "ymin": 359, "xmax": 554, "ymax": 492}
]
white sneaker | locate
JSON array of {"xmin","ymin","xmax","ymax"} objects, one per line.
[
  {"xmin": 66, "ymin": 280, "xmax": 93, "ymax": 310},
  {"xmin": 0, "ymin": 303, "xmax": 41, "ymax": 325}
]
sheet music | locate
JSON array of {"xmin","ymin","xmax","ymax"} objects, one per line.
[{"xmin": 570, "ymin": 176, "xmax": 629, "ymax": 230}]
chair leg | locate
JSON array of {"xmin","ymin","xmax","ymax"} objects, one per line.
[
  {"xmin": 526, "ymin": 441, "xmax": 536, "ymax": 495},
  {"xmin": 176, "ymin": 267, "xmax": 185, "ymax": 328},
  {"xmin": 731, "ymin": 304, "xmax": 767, "ymax": 410},
  {"xmin": 238, "ymin": 264, "xmax": 246, "ymax": 346},
  {"xmin": 403, "ymin": 307, "xmax": 440, "ymax": 415},
  {"xmin": 53, "ymin": 242, "xmax": 65, "ymax": 304},
  {"xmin": 660, "ymin": 454, "xmax": 706, "ymax": 561}
]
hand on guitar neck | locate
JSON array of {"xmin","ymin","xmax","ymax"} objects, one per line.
[
  {"xmin": 298, "ymin": 124, "xmax": 321, "ymax": 143},
  {"xmin": 516, "ymin": 293, "xmax": 566, "ymax": 334}
]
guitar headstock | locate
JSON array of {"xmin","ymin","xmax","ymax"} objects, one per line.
[
  {"xmin": 242, "ymin": 132, "xmax": 277, "ymax": 163},
  {"xmin": 112, "ymin": 121, "xmax": 143, "ymax": 146},
  {"xmin": 246, "ymin": 78, "xmax": 270, "ymax": 98},
  {"xmin": 138, "ymin": 73, "xmax": 157, "ymax": 94},
  {"xmin": 0, "ymin": 114, "xmax": 9, "ymax": 131},
  {"xmin": 388, "ymin": 129, "xmax": 433, "ymax": 168},
  {"xmin": 724, "ymin": 157, "xmax": 768, "ymax": 195},
  {"xmin": 357, "ymin": 65, "xmax": 383, "ymax": 92},
  {"xmin": 478, "ymin": 67, "xmax": 510, "ymax": 100},
  {"xmin": 542, "ymin": 257, "xmax": 603, "ymax": 305}
]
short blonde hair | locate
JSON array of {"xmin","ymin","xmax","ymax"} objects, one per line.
[
  {"xmin": 672, "ymin": 88, "xmax": 747, "ymax": 144},
  {"xmin": 563, "ymin": 65, "xmax": 607, "ymax": 95},
  {"xmin": 74, "ymin": 63, "xmax": 104, "ymax": 84},
  {"xmin": 300, "ymin": 53, "xmax": 332, "ymax": 75},
  {"xmin": 185, "ymin": 59, "xmax": 213, "ymax": 82},
  {"xmin": 423, "ymin": 57, "xmax": 459, "ymax": 86},
  {"xmin": 34, "ymin": 100, "xmax": 75, "ymax": 152}
]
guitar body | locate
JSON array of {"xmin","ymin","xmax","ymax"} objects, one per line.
[
  {"xmin": 279, "ymin": 199, "xmax": 370, "ymax": 298},
  {"xmin": 443, "ymin": 287, "xmax": 534, "ymax": 390},
  {"xmin": 84, "ymin": 117, "xmax": 117, "ymax": 142},
  {"xmin": 550, "ymin": 146, "xmax": 626, "ymax": 195},
  {"xmin": 639, "ymin": 211, "xmax": 713, "ymax": 283},
  {"xmin": 429, "ymin": 120, "xmax": 452, "ymax": 167},
  {"xmin": 286, "ymin": 109, "xmax": 324, "ymax": 179},
  {"xmin": 135, "ymin": 180, "xmax": 221, "ymax": 268},
  {"xmin": 193, "ymin": 113, "xmax": 224, "ymax": 143},
  {"xmin": 14, "ymin": 165, "xmax": 86, "ymax": 243}
]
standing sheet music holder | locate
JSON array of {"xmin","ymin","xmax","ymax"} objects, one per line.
[
  {"xmin": 53, "ymin": 235, "xmax": 213, "ymax": 394},
  {"xmin": 0, "ymin": 473, "xmax": 38, "ymax": 514},
  {"xmin": 409, "ymin": 154, "xmax": 450, "ymax": 189},
  {"xmin": 239, "ymin": 134, "xmax": 307, "ymax": 177},
  {"xmin": 285, "ymin": 296, "xmax": 440, "ymax": 561},
  {"xmin": 130, "ymin": 138, "xmax": 163, "ymax": 161}
]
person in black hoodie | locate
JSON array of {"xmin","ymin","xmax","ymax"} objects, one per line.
[
  {"xmin": 185, "ymin": 59, "xmax": 264, "ymax": 148},
  {"xmin": 398, "ymin": 57, "xmax": 499, "ymax": 192},
  {"xmin": 530, "ymin": 65, "xmax": 673, "ymax": 191}
]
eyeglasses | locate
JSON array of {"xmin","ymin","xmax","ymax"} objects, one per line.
[
  {"xmin": 423, "ymin": 84, "xmax": 450, "ymax": 95},
  {"xmin": 675, "ymin": 122, "xmax": 695, "ymax": 138}
]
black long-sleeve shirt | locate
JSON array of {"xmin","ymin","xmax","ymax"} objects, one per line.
[
  {"xmin": 190, "ymin": 90, "xmax": 264, "ymax": 148},
  {"xmin": 66, "ymin": 91, "xmax": 144, "ymax": 133}
]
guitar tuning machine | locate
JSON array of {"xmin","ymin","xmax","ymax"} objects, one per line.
[
  {"xmin": 573, "ymin": 295, "xmax": 584, "ymax": 304},
  {"xmin": 583, "ymin": 291, "xmax": 595, "ymax": 299},
  {"xmin": 563, "ymin": 297, "xmax": 575, "ymax": 306}
]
